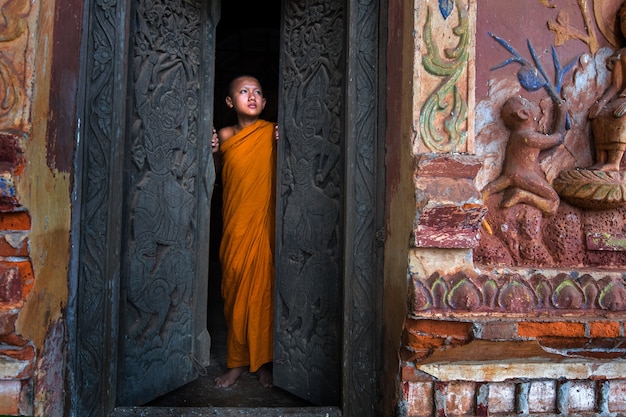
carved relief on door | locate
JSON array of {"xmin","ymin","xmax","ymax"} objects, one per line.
[
  {"xmin": 274, "ymin": 0, "xmax": 344, "ymax": 406},
  {"xmin": 116, "ymin": 0, "xmax": 215, "ymax": 405},
  {"xmin": 75, "ymin": 0, "xmax": 382, "ymax": 414}
]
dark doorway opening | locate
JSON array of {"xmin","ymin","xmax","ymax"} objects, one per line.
[{"xmin": 147, "ymin": 0, "xmax": 308, "ymax": 407}]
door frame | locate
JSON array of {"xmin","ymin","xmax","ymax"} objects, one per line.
[{"xmin": 67, "ymin": 0, "xmax": 385, "ymax": 416}]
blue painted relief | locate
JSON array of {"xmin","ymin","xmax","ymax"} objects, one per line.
[
  {"xmin": 489, "ymin": 32, "xmax": 577, "ymax": 103},
  {"xmin": 439, "ymin": 0, "xmax": 454, "ymax": 20}
]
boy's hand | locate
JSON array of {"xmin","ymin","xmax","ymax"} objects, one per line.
[
  {"xmin": 211, "ymin": 127, "xmax": 220, "ymax": 153},
  {"xmin": 274, "ymin": 124, "xmax": 280, "ymax": 141}
]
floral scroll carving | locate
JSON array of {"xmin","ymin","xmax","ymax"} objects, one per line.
[
  {"xmin": 419, "ymin": 0, "xmax": 471, "ymax": 153},
  {"xmin": 409, "ymin": 270, "xmax": 626, "ymax": 314},
  {"xmin": 0, "ymin": 0, "xmax": 32, "ymax": 130}
]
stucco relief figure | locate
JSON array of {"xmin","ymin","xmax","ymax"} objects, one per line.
[
  {"xmin": 482, "ymin": 96, "xmax": 567, "ymax": 216},
  {"xmin": 588, "ymin": 3, "xmax": 626, "ymax": 172}
]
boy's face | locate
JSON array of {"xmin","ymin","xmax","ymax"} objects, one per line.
[{"xmin": 226, "ymin": 76, "xmax": 266, "ymax": 118}]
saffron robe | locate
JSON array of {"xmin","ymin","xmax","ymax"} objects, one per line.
[{"xmin": 219, "ymin": 119, "xmax": 275, "ymax": 372}]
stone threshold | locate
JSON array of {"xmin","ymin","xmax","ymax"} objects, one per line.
[
  {"xmin": 110, "ymin": 406, "xmax": 342, "ymax": 417},
  {"xmin": 416, "ymin": 340, "xmax": 626, "ymax": 382}
]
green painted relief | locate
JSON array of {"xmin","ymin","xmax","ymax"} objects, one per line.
[{"xmin": 420, "ymin": 0, "xmax": 469, "ymax": 153}]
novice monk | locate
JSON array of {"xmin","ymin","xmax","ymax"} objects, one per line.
[{"xmin": 214, "ymin": 75, "xmax": 276, "ymax": 388}]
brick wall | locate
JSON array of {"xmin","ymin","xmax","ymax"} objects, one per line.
[
  {"xmin": 401, "ymin": 294, "xmax": 626, "ymax": 417},
  {"xmin": 0, "ymin": 133, "xmax": 35, "ymax": 416},
  {"xmin": 401, "ymin": 317, "xmax": 626, "ymax": 416}
]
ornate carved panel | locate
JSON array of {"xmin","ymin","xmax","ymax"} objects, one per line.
[
  {"xmin": 275, "ymin": 0, "xmax": 345, "ymax": 406},
  {"xmin": 71, "ymin": 0, "xmax": 131, "ymax": 415},
  {"xmin": 343, "ymin": 0, "xmax": 383, "ymax": 416},
  {"xmin": 73, "ymin": 0, "xmax": 381, "ymax": 414},
  {"xmin": 73, "ymin": 0, "xmax": 216, "ymax": 414},
  {"xmin": 409, "ymin": 270, "xmax": 626, "ymax": 314},
  {"xmin": 116, "ymin": 0, "xmax": 213, "ymax": 405}
]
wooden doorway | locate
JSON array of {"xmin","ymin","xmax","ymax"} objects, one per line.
[{"xmin": 69, "ymin": 0, "xmax": 383, "ymax": 415}]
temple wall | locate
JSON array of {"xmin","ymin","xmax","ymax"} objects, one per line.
[
  {"xmin": 0, "ymin": 0, "xmax": 79, "ymax": 414},
  {"xmin": 2, "ymin": 0, "xmax": 626, "ymax": 416},
  {"xmin": 397, "ymin": 0, "xmax": 626, "ymax": 415}
]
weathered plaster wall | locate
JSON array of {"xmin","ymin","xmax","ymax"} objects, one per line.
[
  {"xmin": 0, "ymin": 0, "xmax": 80, "ymax": 414},
  {"xmin": 17, "ymin": 0, "xmax": 67, "ymax": 350}
]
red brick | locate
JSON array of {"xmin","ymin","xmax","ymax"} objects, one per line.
[
  {"xmin": 0, "ymin": 266, "xmax": 21, "ymax": 303},
  {"xmin": 400, "ymin": 347, "xmax": 431, "ymax": 362},
  {"xmin": 405, "ymin": 319, "xmax": 472, "ymax": 339},
  {"xmin": 586, "ymin": 338, "xmax": 626, "ymax": 349},
  {"xmin": 609, "ymin": 380, "xmax": 626, "ymax": 412},
  {"xmin": 480, "ymin": 322, "xmax": 517, "ymax": 340},
  {"xmin": 405, "ymin": 381, "xmax": 434, "ymax": 417},
  {"xmin": 0, "ymin": 332, "xmax": 28, "ymax": 346},
  {"xmin": 412, "ymin": 350, "xmax": 432, "ymax": 361},
  {"xmin": 518, "ymin": 321, "xmax": 585, "ymax": 338},
  {"xmin": 15, "ymin": 260, "xmax": 34, "ymax": 298},
  {"xmin": 0, "ymin": 261, "xmax": 34, "ymax": 307},
  {"xmin": 402, "ymin": 365, "xmax": 434, "ymax": 382},
  {"xmin": 570, "ymin": 351, "xmax": 624, "ymax": 359},
  {"xmin": 0, "ymin": 343, "xmax": 34, "ymax": 361},
  {"xmin": 489, "ymin": 382, "xmax": 517, "ymax": 413},
  {"xmin": 0, "ymin": 211, "xmax": 30, "ymax": 231},
  {"xmin": 589, "ymin": 321, "xmax": 621, "ymax": 338},
  {"xmin": 0, "ymin": 133, "xmax": 22, "ymax": 166},
  {"xmin": 0, "ymin": 380, "xmax": 21, "ymax": 415},
  {"xmin": 539, "ymin": 337, "xmax": 590, "ymax": 350},
  {"xmin": 0, "ymin": 311, "xmax": 17, "ymax": 335},
  {"xmin": 403, "ymin": 330, "xmax": 447, "ymax": 351},
  {"xmin": 447, "ymin": 382, "xmax": 476, "ymax": 416},
  {"xmin": 0, "ymin": 235, "xmax": 29, "ymax": 257}
]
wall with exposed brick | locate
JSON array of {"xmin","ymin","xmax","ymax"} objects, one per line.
[
  {"xmin": 3, "ymin": 0, "xmax": 626, "ymax": 416},
  {"xmin": 394, "ymin": 0, "xmax": 626, "ymax": 415},
  {"xmin": 0, "ymin": 0, "xmax": 78, "ymax": 414}
]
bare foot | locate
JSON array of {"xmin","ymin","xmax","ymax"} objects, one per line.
[
  {"xmin": 215, "ymin": 366, "xmax": 247, "ymax": 388},
  {"xmin": 255, "ymin": 362, "xmax": 273, "ymax": 388}
]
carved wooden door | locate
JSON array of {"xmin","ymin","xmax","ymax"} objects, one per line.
[
  {"xmin": 274, "ymin": 0, "xmax": 345, "ymax": 406},
  {"xmin": 115, "ymin": 0, "xmax": 218, "ymax": 405}
]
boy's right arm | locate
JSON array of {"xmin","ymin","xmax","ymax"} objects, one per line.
[{"xmin": 218, "ymin": 126, "xmax": 235, "ymax": 145}]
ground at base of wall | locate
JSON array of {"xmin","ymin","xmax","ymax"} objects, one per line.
[{"xmin": 110, "ymin": 407, "xmax": 341, "ymax": 417}]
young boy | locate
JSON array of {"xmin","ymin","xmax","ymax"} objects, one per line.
[{"xmin": 213, "ymin": 75, "xmax": 276, "ymax": 388}]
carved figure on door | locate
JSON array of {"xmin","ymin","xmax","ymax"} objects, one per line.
[
  {"xmin": 126, "ymin": 53, "xmax": 195, "ymax": 341},
  {"xmin": 277, "ymin": 66, "xmax": 341, "ymax": 392}
]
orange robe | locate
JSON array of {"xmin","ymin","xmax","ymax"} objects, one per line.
[{"xmin": 219, "ymin": 119, "xmax": 275, "ymax": 372}]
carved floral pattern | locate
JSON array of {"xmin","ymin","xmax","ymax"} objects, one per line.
[
  {"xmin": 409, "ymin": 270, "xmax": 626, "ymax": 314},
  {"xmin": 554, "ymin": 169, "xmax": 626, "ymax": 210},
  {"xmin": 74, "ymin": 0, "xmax": 121, "ymax": 412},
  {"xmin": 0, "ymin": 0, "xmax": 32, "ymax": 129},
  {"xmin": 420, "ymin": 0, "xmax": 469, "ymax": 152}
]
